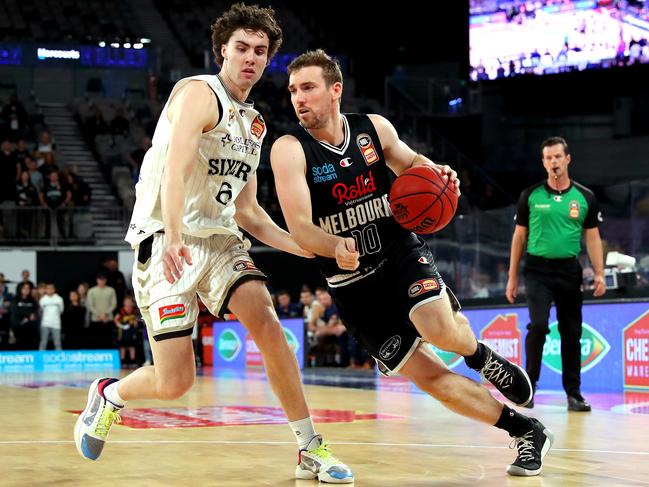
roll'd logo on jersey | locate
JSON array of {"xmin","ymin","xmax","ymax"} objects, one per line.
[{"xmin": 331, "ymin": 171, "xmax": 377, "ymax": 204}]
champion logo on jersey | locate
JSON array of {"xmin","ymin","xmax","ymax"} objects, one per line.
[
  {"xmin": 251, "ymin": 115, "xmax": 266, "ymax": 139},
  {"xmin": 553, "ymin": 195, "xmax": 562, "ymax": 202},
  {"xmin": 418, "ymin": 256, "xmax": 430, "ymax": 264},
  {"xmin": 339, "ymin": 157, "xmax": 353, "ymax": 168},
  {"xmin": 356, "ymin": 133, "xmax": 378, "ymax": 165},
  {"xmin": 159, "ymin": 304, "xmax": 186, "ymax": 324},
  {"xmin": 239, "ymin": 109, "xmax": 246, "ymax": 117}
]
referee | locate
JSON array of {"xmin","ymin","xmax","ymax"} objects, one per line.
[{"xmin": 506, "ymin": 136, "xmax": 606, "ymax": 412}]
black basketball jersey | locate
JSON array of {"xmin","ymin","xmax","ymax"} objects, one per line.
[{"xmin": 289, "ymin": 113, "xmax": 411, "ymax": 285}]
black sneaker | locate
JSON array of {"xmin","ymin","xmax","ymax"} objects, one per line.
[
  {"xmin": 475, "ymin": 343, "xmax": 533, "ymax": 407},
  {"xmin": 507, "ymin": 418, "xmax": 554, "ymax": 476},
  {"xmin": 567, "ymin": 393, "xmax": 591, "ymax": 412}
]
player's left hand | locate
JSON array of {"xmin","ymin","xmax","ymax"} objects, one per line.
[
  {"xmin": 430, "ymin": 163, "xmax": 461, "ymax": 197},
  {"xmin": 593, "ymin": 274, "xmax": 606, "ymax": 297}
]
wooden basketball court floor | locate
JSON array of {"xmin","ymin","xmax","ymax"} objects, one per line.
[{"xmin": 2, "ymin": 367, "xmax": 649, "ymax": 486}]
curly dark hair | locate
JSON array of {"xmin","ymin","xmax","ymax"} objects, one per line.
[{"xmin": 210, "ymin": 3, "xmax": 283, "ymax": 67}]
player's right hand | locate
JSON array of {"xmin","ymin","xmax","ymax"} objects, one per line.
[
  {"xmin": 163, "ymin": 239, "xmax": 193, "ymax": 284},
  {"xmin": 335, "ymin": 237, "xmax": 360, "ymax": 271},
  {"xmin": 505, "ymin": 276, "xmax": 517, "ymax": 304}
]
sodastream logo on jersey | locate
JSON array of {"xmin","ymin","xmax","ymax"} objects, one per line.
[
  {"xmin": 542, "ymin": 321, "xmax": 610, "ymax": 373},
  {"xmin": 217, "ymin": 328, "xmax": 242, "ymax": 362}
]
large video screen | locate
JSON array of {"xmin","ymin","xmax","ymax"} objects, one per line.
[{"xmin": 469, "ymin": 0, "xmax": 649, "ymax": 81}]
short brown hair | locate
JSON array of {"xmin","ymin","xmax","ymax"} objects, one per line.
[
  {"xmin": 210, "ymin": 3, "xmax": 283, "ymax": 67},
  {"xmin": 287, "ymin": 49, "xmax": 343, "ymax": 87},
  {"xmin": 541, "ymin": 136, "xmax": 570, "ymax": 156}
]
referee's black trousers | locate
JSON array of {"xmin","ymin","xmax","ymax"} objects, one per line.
[{"xmin": 523, "ymin": 255, "xmax": 583, "ymax": 396}]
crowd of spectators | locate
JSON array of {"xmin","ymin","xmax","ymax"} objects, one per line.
[
  {"xmin": 1, "ymin": 95, "xmax": 91, "ymax": 241},
  {"xmin": 0, "ymin": 260, "xmax": 152, "ymax": 367}
]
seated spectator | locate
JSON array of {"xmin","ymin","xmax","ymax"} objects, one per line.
[
  {"xmin": 37, "ymin": 152, "xmax": 59, "ymax": 177},
  {"xmin": 16, "ymin": 171, "xmax": 39, "ymax": 207},
  {"xmin": 25, "ymin": 157, "xmax": 44, "ymax": 191},
  {"xmin": 109, "ymin": 108, "xmax": 130, "ymax": 139},
  {"xmin": 10, "ymin": 282, "xmax": 39, "ymax": 350},
  {"xmin": 15, "ymin": 139, "xmax": 31, "ymax": 168},
  {"xmin": 35, "ymin": 130, "xmax": 55, "ymax": 155},
  {"xmin": 62, "ymin": 168, "xmax": 91, "ymax": 207},
  {"xmin": 275, "ymin": 289, "xmax": 302, "ymax": 318}
]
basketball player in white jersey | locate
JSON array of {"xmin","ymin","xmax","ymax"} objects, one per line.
[
  {"xmin": 74, "ymin": 5, "xmax": 353, "ymax": 483},
  {"xmin": 271, "ymin": 50, "xmax": 553, "ymax": 477}
]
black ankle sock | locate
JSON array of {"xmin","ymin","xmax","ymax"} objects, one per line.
[
  {"xmin": 494, "ymin": 404, "xmax": 533, "ymax": 437},
  {"xmin": 464, "ymin": 341, "xmax": 487, "ymax": 370}
]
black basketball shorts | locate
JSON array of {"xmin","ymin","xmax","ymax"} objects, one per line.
[{"xmin": 329, "ymin": 235, "xmax": 460, "ymax": 376}]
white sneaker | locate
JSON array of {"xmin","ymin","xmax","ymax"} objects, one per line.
[
  {"xmin": 74, "ymin": 378, "xmax": 122, "ymax": 460},
  {"xmin": 296, "ymin": 435, "xmax": 354, "ymax": 483}
]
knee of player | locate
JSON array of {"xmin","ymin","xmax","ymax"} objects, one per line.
[
  {"xmin": 155, "ymin": 374, "xmax": 195, "ymax": 400},
  {"xmin": 403, "ymin": 365, "xmax": 455, "ymax": 401},
  {"xmin": 248, "ymin": 316, "xmax": 284, "ymax": 344}
]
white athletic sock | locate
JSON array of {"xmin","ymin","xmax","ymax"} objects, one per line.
[
  {"xmin": 289, "ymin": 417, "xmax": 317, "ymax": 450},
  {"xmin": 103, "ymin": 381, "xmax": 126, "ymax": 409}
]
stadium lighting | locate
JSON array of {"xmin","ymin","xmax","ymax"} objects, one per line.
[
  {"xmin": 123, "ymin": 43, "xmax": 131, "ymax": 48},
  {"xmin": 140, "ymin": 38, "xmax": 151, "ymax": 44},
  {"xmin": 110, "ymin": 42, "xmax": 120, "ymax": 48},
  {"xmin": 133, "ymin": 43, "xmax": 144, "ymax": 49},
  {"xmin": 98, "ymin": 41, "xmax": 106, "ymax": 47}
]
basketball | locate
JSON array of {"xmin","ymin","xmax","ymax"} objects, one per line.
[{"xmin": 389, "ymin": 165, "xmax": 458, "ymax": 234}]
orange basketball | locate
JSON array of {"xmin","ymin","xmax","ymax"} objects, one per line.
[{"xmin": 389, "ymin": 165, "xmax": 458, "ymax": 234}]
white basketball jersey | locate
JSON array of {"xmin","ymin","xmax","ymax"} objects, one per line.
[{"xmin": 125, "ymin": 74, "xmax": 267, "ymax": 247}]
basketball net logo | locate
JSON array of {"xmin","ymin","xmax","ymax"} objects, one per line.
[{"xmin": 356, "ymin": 133, "xmax": 379, "ymax": 165}]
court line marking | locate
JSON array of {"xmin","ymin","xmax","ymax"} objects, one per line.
[{"xmin": 1, "ymin": 439, "xmax": 648, "ymax": 456}]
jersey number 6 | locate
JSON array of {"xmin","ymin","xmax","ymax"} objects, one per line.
[{"xmin": 215, "ymin": 181, "xmax": 233, "ymax": 205}]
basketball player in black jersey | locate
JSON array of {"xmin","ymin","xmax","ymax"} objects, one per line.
[{"xmin": 271, "ymin": 50, "xmax": 554, "ymax": 477}]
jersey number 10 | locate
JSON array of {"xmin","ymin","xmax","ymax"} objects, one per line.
[{"xmin": 350, "ymin": 223, "xmax": 381, "ymax": 257}]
